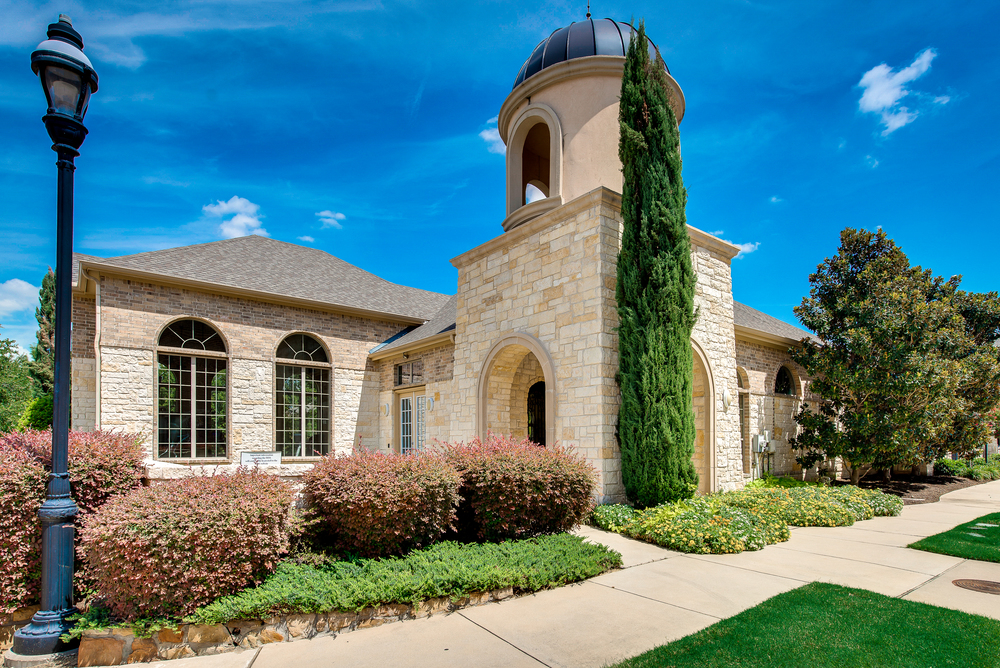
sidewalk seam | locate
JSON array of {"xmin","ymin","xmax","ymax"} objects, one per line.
[
  {"xmin": 244, "ymin": 647, "xmax": 262, "ymax": 668},
  {"xmin": 771, "ymin": 543, "xmax": 957, "ymax": 577},
  {"xmin": 588, "ymin": 579, "xmax": 724, "ymax": 621},
  {"xmin": 895, "ymin": 560, "xmax": 966, "ymax": 599},
  {"xmin": 456, "ymin": 612, "xmax": 552, "ymax": 667}
]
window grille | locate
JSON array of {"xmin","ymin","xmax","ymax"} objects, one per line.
[
  {"xmin": 394, "ymin": 361, "xmax": 424, "ymax": 386},
  {"xmin": 275, "ymin": 334, "xmax": 331, "ymax": 457},
  {"xmin": 156, "ymin": 320, "xmax": 228, "ymax": 459}
]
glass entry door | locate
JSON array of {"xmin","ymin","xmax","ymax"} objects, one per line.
[{"xmin": 398, "ymin": 390, "xmax": 426, "ymax": 455}]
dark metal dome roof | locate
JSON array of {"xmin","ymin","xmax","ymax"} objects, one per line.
[{"xmin": 513, "ymin": 18, "xmax": 665, "ymax": 90}]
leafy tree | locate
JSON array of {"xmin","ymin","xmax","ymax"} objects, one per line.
[
  {"xmin": 0, "ymin": 328, "xmax": 32, "ymax": 432},
  {"xmin": 791, "ymin": 228, "xmax": 984, "ymax": 483},
  {"xmin": 938, "ymin": 291, "xmax": 1000, "ymax": 459},
  {"xmin": 616, "ymin": 21, "xmax": 698, "ymax": 506},
  {"xmin": 28, "ymin": 268, "xmax": 55, "ymax": 397}
]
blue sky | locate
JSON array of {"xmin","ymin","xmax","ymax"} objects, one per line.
[{"xmin": 1, "ymin": 0, "xmax": 998, "ymax": 353}]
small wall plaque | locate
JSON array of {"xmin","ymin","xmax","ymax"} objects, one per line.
[{"xmin": 240, "ymin": 451, "xmax": 282, "ymax": 467}]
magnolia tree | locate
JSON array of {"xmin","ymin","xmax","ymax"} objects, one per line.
[{"xmin": 791, "ymin": 228, "xmax": 1000, "ymax": 483}]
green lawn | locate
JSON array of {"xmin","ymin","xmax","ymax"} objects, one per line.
[
  {"xmin": 909, "ymin": 512, "xmax": 1000, "ymax": 563},
  {"xmin": 607, "ymin": 582, "xmax": 1000, "ymax": 668}
]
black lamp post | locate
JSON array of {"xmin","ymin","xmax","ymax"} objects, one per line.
[{"xmin": 12, "ymin": 15, "xmax": 98, "ymax": 660}]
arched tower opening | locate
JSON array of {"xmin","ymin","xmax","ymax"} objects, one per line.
[{"xmin": 521, "ymin": 122, "xmax": 551, "ymax": 205}]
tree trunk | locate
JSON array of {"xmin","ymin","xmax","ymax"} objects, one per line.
[{"xmin": 850, "ymin": 466, "xmax": 861, "ymax": 485}]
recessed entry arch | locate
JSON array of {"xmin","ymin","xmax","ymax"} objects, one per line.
[
  {"xmin": 477, "ymin": 332, "xmax": 556, "ymax": 447},
  {"xmin": 690, "ymin": 336, "xmax": 716, "ymax": 494}
]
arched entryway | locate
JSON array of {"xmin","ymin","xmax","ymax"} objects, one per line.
[
  {"xmin": 477, "ymin": 333, "xmax": 556, "ymax": 446},
  {"xmin": 690, "ymin": 338, "xmax": 715, "ymax": 494}
]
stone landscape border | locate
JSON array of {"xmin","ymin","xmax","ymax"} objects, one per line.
[
  {"xmin": 0, "ymin": 606, "xmax": 38, "ymax": 653},
  {"xmin": 74, "ymin": 587, "xmax": 515, "ymax": 666}
]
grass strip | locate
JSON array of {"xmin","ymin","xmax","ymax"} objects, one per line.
[
  {"xmin": 607, "ymin": 582, "xmax": 1000, "ymax": 668},
  {"xmin": 909, "ymin": 512, "xmax": 1000, "ymax": 563},
  {"xmin": 189, "ymin": 533, "xmax": 621, "ymax": 625}
]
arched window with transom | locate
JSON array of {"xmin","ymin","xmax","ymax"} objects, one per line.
[
  {"xmin": 275, "ymin": 333, "xmax": 331, "ymax": 457},
  {"xmin": 156, "ymin": 319, "xmax": 228, "ymax": 459}
]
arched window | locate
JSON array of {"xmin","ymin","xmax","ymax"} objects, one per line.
[
  {"xmin": 275, "ymin": 333, "xmax": 330, "ymax": 457},
  {"xmin": 521, "ymin": 122, "xmax": 551, "ymax": 206},
  {"xmin": 774, "ymin": 366, "xmax": 794, "ymax": 396},
  {"xmin": 157, "ymin": 319, "xmax": 228, "ymax": 459}
]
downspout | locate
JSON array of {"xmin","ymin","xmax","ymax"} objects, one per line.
[{"xmin": 82, "ymin": 268, "xmax": 100, "ymax": 429}]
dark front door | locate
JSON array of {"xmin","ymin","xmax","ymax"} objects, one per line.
[{"xmin": 527, "ymin": 381, "xmax": 546, "ymax": 446}]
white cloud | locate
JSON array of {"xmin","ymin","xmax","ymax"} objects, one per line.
[
  {"xmin": 722, "ymin": 240, "xmax": 760, "ymax": 259},
  {"xmin": 479, "ymin": 117, "xmax": 506, "ymax": 155},
  {"xmin": 316, "ymin": 211, "xmax": 346, "ymax": 230},
  {"xmin": 934, "ymin": 95, "xmax": 951, "ymax": 105},
  {"xmin": 297, "ymin": 235, "xmax": 315, "ymax": 243},
  {"xmin": 866, "ymin": 155, "xmax": 879, "ymax": 169},
  {"xmin": 709, "ymin": 230, "xmax": 725, "ymax": 237},
  {"xmin": 837, "ymin": 138, "xmax": 847, "ymax": 151},
  {"xmin": 203, "ymin": 196, "xmax": 268, "ymax": 238},
  {"xmin": 0, "ymin": 279, "xmax": 39, "ymax": 317},
  {"xmin": 858, "ymin": 48, "xmax": 937, "ymax": 135},
  {"xmin": 770, "ymin": 196, "xmax": 782, "ymax": 203},
  {"xmin": 143, "ymin": 175, "xmax": 190, "ymax": 187}
]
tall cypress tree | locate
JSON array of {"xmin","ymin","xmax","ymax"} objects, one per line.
[
  {"xmin": 616, "ymin": 21, "xmax": 698, "ymax": 507},
  {"xmin": 28, "ymin": 267, "xmax": 56, "ymax": 397}
]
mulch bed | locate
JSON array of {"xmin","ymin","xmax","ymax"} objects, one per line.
[{"xmin": 836, "ymin": 474, "xmax": 985, "ymax": 505}]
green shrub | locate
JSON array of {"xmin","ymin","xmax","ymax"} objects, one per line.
[
  {"xmin": 441, "ymin": 434, "xmax": 598, "ymax": 541},
  {"xmin": 934, "ymin": 457, "xmax": 1000, "ymax": 481},
  {"xmin": 16, "ymin": 394, "xmax": 53, "ymax": 430},
  {"xmin": 0, "ymin": 429, "xmax": 145, "ymax": 614},
  {"xmin": 189, "ymin": 533, "xmax": 622, "ymax": 625},
  {"xmin": 304, "ymin": 450, "xmax": 461, "ymax": 557},
  {"xmin": 592, "ymin": 485, "xmax": 901, "ymax": 556},
  {"xmin": 80, "ymin": 469, "xmax": 294, "ymax": 620},
  {"xmin": 591, "ymin": 504, "xmax": 640, "ymax": 533}
]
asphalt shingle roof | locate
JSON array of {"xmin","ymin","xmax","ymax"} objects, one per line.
[
  {"xmin": 373, "ymin": 295, "xmax": 457, "ymax": 354},
  {"xmin": 733, "ymin": 301, "xmax": 814, "ymax": 342},
  {"xmin": 75, "ymin": 236, "xmax": 450, "ymax": 322}
]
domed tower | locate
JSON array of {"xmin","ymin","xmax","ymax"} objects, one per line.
[{"xmin": 497, "ymin": 18, "xmax": 685, "ymax": 231}]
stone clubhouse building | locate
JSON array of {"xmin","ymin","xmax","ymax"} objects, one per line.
[{"xmin": 68, "ymin": 18, "xmax": 814, "ymax": 502}]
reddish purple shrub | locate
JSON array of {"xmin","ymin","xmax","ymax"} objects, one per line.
[
  {"xmin": 80, "ymin": 469, "xmax": 294, "ymax": 620},
  {"xmin": 9, "ymin": 429, "xmax": 145, "ymax": 514},
  {"xmin": 442, "ymin": 434, "xmax": 598, "ymax": 541},
  {"xmin": 0, "ymin": 441, "xmax": 46, "ymax": 614},
  {"xmin": 304, "ymin": 450, "xmax": 461, "ymax": 557},
  {"xmin": 0, "ymin": 429, "xmax": 146, "ymax": 614}
]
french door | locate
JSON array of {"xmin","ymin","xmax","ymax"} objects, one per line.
[{"xmin": 398, "ymin": 390, "xmax": 426, "ymax": 455}]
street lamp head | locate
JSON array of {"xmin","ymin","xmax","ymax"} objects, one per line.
[{"xmin": 31, "ymin": 15, "xmax": 99, "ymax": 151}]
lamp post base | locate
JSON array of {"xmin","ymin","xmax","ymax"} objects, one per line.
[{"xmin": 2, "ymin": 649, "xmax": 77, "ymax": 668}]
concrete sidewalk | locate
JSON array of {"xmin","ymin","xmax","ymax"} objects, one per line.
[{"xmin": 186, "ymin": 479, "xmax": 1000, "ymax": 668}]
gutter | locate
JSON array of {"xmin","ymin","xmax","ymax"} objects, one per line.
[{"xmin": 368, "ymin": 331, "xmax": 455, "ymax": 361}]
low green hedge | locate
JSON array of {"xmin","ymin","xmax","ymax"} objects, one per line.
[
  {"xmin": 934, "ymin": 456, "xmax": 1000, "ymax": 481},
  {"xmin": 189, "ymin": 533, "xmax": 621, "ymax": 625},
  {"xmin": 591, "ymin": 485, "xmax": 903, "ymax": 555}
]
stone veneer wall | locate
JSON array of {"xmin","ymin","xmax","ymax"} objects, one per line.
[
  {"xmin": 371, "ymin": 342, "xmax": 455, "ymax": 452},
  {"xmin": 735, "ymin": 338, "xmax": 816, "ymax": 477},
  {"xmin": 89, "ymin": 276, "xmax": 408, "ymax": 466},
  {"xmin": 451, "ymin": 188, "xmax": 742, "ymax": 501},
  {"xmin": 688, "ymin": 234, "xmax": 742, "ymax": 492},
  {"xmin": 451, "ymin": 189, "xmax": 624, "ymax": 501}
]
